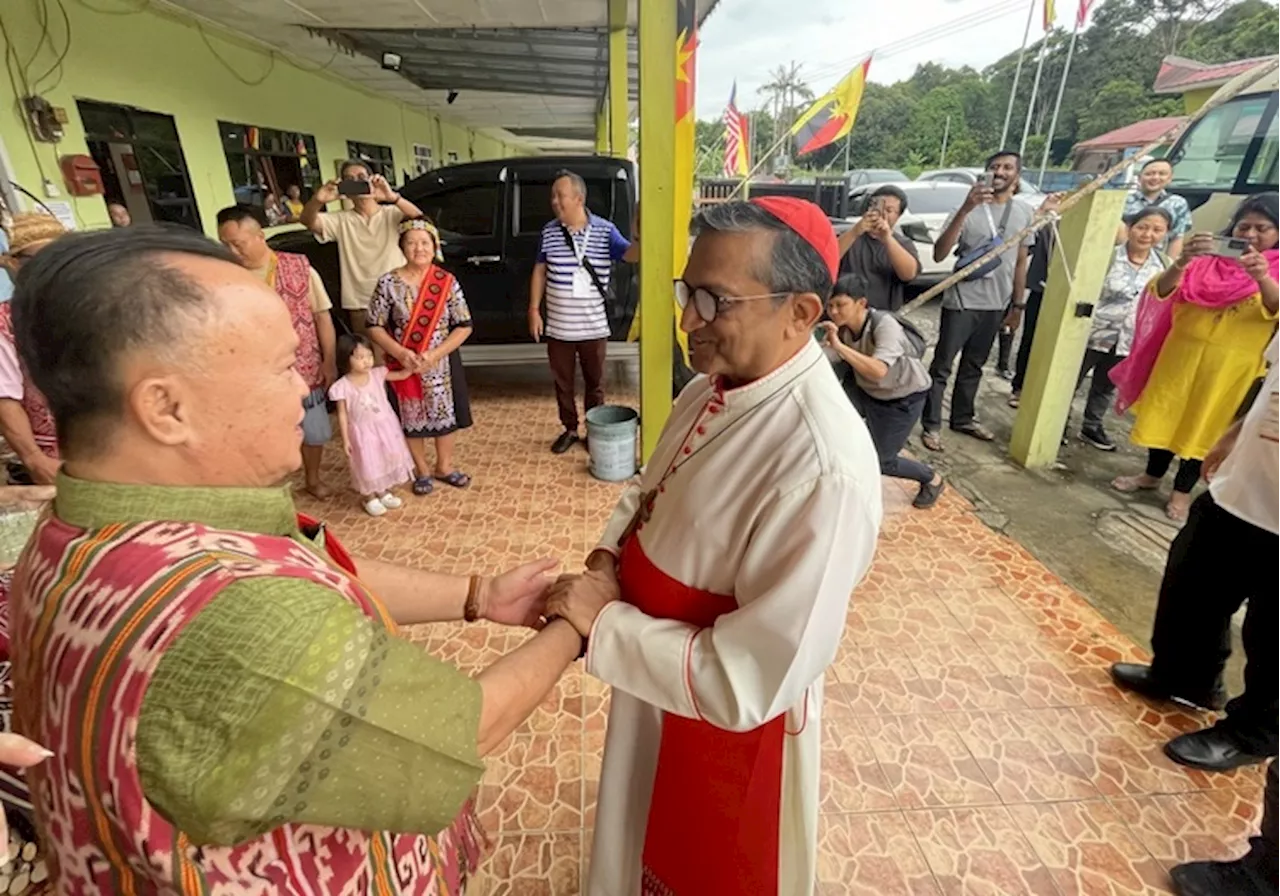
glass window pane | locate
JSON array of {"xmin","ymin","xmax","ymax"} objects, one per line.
[
  {"xmin": 419, "ymin": 185, "xmax": 499, "ymax": 237},
  {"xmin": 517, "ymin": 178, "xmax": 613, "ymax": 233},
  {"xmin": 1171, "ymin": 96, "xmax": 1270, "ymax": 190},
  {"xmin": 1244, "ymin": 104, "xmax": 1278, "ymax": 189}
]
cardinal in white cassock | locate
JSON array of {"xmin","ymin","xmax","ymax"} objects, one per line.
[{"xmin": 547, "ymin": 196, "xmax": 884, "ymax": 896}]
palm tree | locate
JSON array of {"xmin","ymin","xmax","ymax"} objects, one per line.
[{"xmin": 757, "ymin": 62, "xmax": 813, "ymax": 170}]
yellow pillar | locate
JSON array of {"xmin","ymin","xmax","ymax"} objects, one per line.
[
  {"xmin": 595, "ymin": 104, "xmax": 609, "ymax": 154},
  {"xmin": 608, "ymin": 0, "xmax": 628, "ymax": 157},
  {"xmin": 1010, "ymin": 190, "xmax": 1126, "ymax": 467},
  {"xmin": 637, "ymin": 0, "xmax": 676, "ymax": 460}
]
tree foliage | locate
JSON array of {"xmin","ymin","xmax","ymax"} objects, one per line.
[{"xmin": 696, "ymin": 0, "xmax": 1275, "ymax": 176}]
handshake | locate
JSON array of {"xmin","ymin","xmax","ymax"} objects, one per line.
[{"xmin": 543, "ymin": 550, "xmax": 622, "ymax": 639}]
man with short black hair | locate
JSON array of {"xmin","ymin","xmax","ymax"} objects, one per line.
[
  {"xmin": 300, "ymin": 160, "xmax": 424, "ymax": 333},
  {"xmin": 1121, "ymin": 158, "xmax": 1192, "ymax": 259},
  {"xmin": 9, "ymin": 224, "xmax": 586, "ymax": 893},
  {"xmin": 836, "ymin": 184, "xmax": 921, "ymax": 311},
  {"xmin": 545, "ymin": 197, "xmax": 882, "ymax": 894},
  {"xmin": 217, "ymin": 203, "xmax": 337, "ymax": 499},
  {"xmin": 923, "ymin": 150, "xmax": 1035, "ymax": 450},
  {"xmin": 528, "ymin": 169, "xmax": 638, "ymax": 454}
]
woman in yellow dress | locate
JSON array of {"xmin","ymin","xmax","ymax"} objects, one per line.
[{"xmin": 1110, "ymin": 193, "xmax": 1278, "ymax": 521}]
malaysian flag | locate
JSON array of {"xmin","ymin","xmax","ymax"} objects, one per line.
[{"xmin": 722, "ymin": 82, "xmax": 749, "ymax": 178}]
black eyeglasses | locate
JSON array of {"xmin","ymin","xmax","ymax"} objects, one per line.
[{"xmin": 674, "ymin": 279, "xmax": 790, "ymax": 323}]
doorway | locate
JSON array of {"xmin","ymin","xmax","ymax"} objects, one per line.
[{"xmin": 77, "ymin": 100, "xmax": 201, "ymax": 230}]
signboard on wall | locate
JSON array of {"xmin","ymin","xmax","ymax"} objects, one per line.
[{"xmin": 412, "ymin": 143, "xmax": 434, "ymax": 175}]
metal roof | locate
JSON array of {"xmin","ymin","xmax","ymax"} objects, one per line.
[{"xmin": 158, "ymin": 0, "xmax": 718, "ymax": 150}]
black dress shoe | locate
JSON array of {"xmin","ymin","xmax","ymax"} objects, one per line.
[
  {"xmin": 550, "ymin": 431, "xmax": 579, "ymax": 454},
  {"xmin": 1110, "ymin": 663, "xmax": 1227, "ymax": 711},
  {"xmin": 1170, "ymin": 859, "xmax": 1275, "ymax": 896},
  {"xmin": 1165, "ymin": 726, "xmax": 1272, "ymax": 772}
]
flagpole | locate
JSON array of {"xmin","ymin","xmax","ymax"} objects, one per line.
[
  {"xmin": 1038, "ymin": 17, "xmax": 1080, "ymax": 180},
  {"xmin": 728, "ymin": 125, "xmax": 796, "ymax": 200},
  {"xmin": 1019, "ymin": 35, "xmax": 1048, "ymax": 156},
  {"xmin": 1001, "ymin": 0, "xmax": 1037, "ymax": 148}
]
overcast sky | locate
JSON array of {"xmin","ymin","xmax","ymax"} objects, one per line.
[{"xmin": 695, "ymin": 0, "xmax": 1048, "ymax": 119}]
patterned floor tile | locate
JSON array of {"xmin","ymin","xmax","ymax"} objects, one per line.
[
  {"xmin": 1108, "ymin": 789, "xmax": 1263, "ymax": 868},
  {"xmin": 1007, "ymin": 801, "xmax": 1172, "ymax": 896},
  {"xmin": 902, "ymin": 641, "xmax": 1027, "ymax": 712},
  {"xmin": 950, "ymin": 710, "xmax": 1101, "ymax": 804},
  {"xmin": 467, "ymin": 832, "xmax": 581, "ymax": 896},
  {"xmin": 831, "ymin": 646, "xmax": 943, "ymax": 716},
  {"xmin": 821, "ymin": 706, "xmax": 898, "ymax": 814},
  {"xmin": 861, "ymin": 714, "xmax": 1001, "ymax": 809},
  {"xmin": 1037, "ymin": 707, "xmax": 1211, "ymax": 798},
  {"xmin": 904, "ymin": 806, "xmax": 1059, "ymax": 895},
  {"xmin": 816, "ymin": 812, "xmax": 941, "ymax": 895},
  {"xmin": 477, "ymin": 733, "xmax": 584, "ymax": 833}
]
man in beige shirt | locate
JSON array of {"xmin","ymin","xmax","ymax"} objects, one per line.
[{"xmin": 301, "ymin": 160, "xmax": 424, "ymax": 333}]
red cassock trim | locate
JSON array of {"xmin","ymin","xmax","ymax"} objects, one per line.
[{"xmin": 619, "ymin": 537, "xmax": 785, "ymax": 896}]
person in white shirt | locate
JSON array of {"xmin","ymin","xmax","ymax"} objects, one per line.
[
  {"xmin": 1111, "ymin": 334, "xmax": 1277, "ymax": 773},
  {"xmin": 546, "ymin": 197, "xmax": 883, "ymax": 895}
]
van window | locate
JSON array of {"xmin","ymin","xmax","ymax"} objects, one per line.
[
  {"xmin": 517, "ymin": 178, "xmax": 615, "ymax": 234},
  {"xmin": 1170, "ymin": 95, "xmax": 1272, "ymax": 191},
  {"xmin": 418, "ymin": 185, "xmax": 499, "ymax": 237},
  {"xmin": 1239, "ymin": 104, "xmax": 1280, "ymax": 188}
]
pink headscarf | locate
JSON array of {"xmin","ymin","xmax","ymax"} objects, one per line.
[{"xmin": 1110, "ymin": 250, "xmax": 1279, "ymax": 412}]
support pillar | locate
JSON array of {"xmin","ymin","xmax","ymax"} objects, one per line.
[
  {"xmin": 595, "ymin": 104, "xmax": 609, "ymax": 154},
  {"xmin": 1010, "ymin": 190, "xmax": 1126, "ymax": 467},
  {"xmin": 637, "ymin": 0, "xmax": 676, "ymax": 460},
  {"xmin": 608, "ymin": 0, "xmax": 628, "ymax": 157}
]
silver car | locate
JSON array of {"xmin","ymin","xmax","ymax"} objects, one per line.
[{"xmin": 916, "ymin": 167, "xmax": 1045, "ymax": 200}]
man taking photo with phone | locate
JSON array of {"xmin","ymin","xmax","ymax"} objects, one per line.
[
  {"xmin": 835, "ymin": 185, "xmax": 921, "ymax": 312},
  {"xmin": 301, "ymin": 161, "xmax": 424, "ymax": 334},
  {"xmin": 921, "ymin": 150, "xmax": 1035, "ymax": 452}
]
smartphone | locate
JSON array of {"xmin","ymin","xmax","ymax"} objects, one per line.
[
  {"xmin": 338, "ymin": 179, "xmax": 372, "ymax": 197},
  {"xmin": 978, "ymin": 172, "xmax": 995, "ymax": 189},
  {"xmin": 813, "ymin": 326, "xmax": 827, "ymax": 344},
  {"xmin": 1208, "ymin": 236, "xmax": 1250, "ymax": 258}
]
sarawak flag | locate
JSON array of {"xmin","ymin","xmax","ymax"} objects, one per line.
[
  {"xmin": 791, "ymin": 57, "xmax": 871, "ymax": 157},
  {"xmin": 1043, "ymin": 0, "xmax": 1056, "ymax": 30},
  {"xmin": 722, "ymin": 82, "xmax": 750, "ymax": 177},
  {"xmin": 1076, "ymin": 0, "xmax": 1096, "ymax": 27}
]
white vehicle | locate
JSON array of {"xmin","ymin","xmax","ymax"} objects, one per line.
[
  {"xmin": 845, "ymin": 181, "xmax": 974, "ymax": 285},
  {"xmin": 916, "ymin": 167, "xmax": 1045, "ymax": 201}
]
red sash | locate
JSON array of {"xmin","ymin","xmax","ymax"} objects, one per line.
[
  {"xmin": 619, "ymin": 537, "xmax": 786, "ymax": 896},
  {"xmin": 386, "ymin": 266, "xmax": 455, "ymax": 404}
]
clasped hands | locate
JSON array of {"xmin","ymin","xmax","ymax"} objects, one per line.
[
  {"xmin": 393, "ymin": 345, "xmax": 444, "ymax": 372},
  {"xmin": 545, "ymin": 552, "xmax": 621, "ymax": 639},
  {"xmin": 477, "ymin": 552, "xmax": 619, "ymax": 638}
]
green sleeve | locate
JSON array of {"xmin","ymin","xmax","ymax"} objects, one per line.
[{"xmin": 136, "ymin": 576, "xmax": 484, "ymax": 846}]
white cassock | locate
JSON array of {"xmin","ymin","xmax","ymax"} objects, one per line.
[{"xmin": 584, "ymin": 339, "xmax": 883, "ymax": 896}]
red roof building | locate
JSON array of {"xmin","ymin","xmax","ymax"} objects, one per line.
[{"xmin": 1153, "ymin": 54, "xmax": 1279, "ymax": 112}]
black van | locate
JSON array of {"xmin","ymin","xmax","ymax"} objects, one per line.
[{"xmin": 268, "ymin": 155, "xmax": 639, "ymax": 347}]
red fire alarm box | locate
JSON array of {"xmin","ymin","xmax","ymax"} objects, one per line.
[{"xmin": 60, "ymin": 154, "xmax": 104, "ymax": 197}]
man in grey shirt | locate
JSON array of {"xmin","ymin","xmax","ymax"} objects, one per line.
[
  {"xmin": 921, "ymin": 150, "xmax": 1035, "ymax": 450},
  {"xmin": 821, "ymin": 275, "xmax": 945, "ymax": 509}
]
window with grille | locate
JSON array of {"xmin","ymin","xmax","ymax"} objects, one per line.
[{"xmin": 219, "ymin": 121, "xmax": 319, "ymax": 210}]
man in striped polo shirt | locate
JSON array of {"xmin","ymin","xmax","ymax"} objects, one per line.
[{"xmin": 528, "ymin": 170, "xmax": 638, "ymax": 454}]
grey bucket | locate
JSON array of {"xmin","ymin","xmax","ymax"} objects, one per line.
[{"xmin": 585, "ymin": 405, "xmax": 639, "ymax": 482}]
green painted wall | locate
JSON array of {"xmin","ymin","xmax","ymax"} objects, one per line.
[
  {"xmin": 0, "ymin": 2, "xmax": 527, "ymax": 234},
  {"xmin": 1181, "ymin": 87, "xmax": 1216, "ymax": 114}
]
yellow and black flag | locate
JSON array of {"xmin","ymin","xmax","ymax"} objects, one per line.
[{"xmin": 791, "ymin": 57, "xmax": 871, "ymax": 157}]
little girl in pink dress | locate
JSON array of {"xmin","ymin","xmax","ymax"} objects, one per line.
[{"xmin": 328, "ymin": 335, "xmax": 417, "ymax": 517}]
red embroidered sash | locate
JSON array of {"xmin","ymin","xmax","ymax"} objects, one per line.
[
  {"xmin": 619, "ymin": 537, "xmax": 785, "ymax": 896},
  {"xmin": 387, "ymin": 266, "xmax": 455, "ymax": 404}
]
